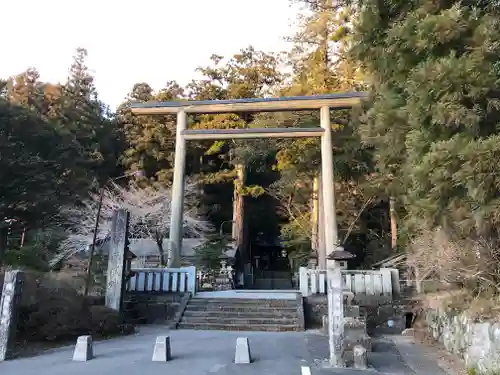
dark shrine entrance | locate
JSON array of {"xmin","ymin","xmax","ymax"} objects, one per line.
[
  {"xmin": 242, "ymin": 161, "xmax": 292, "ymax": 289},
  {"xmin": 250, "ymin": 233, "xmax": 292, "ymax": 289}
]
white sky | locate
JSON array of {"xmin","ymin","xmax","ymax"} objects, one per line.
[{"xmin": 0, "ymin": 0, "xmax": 299, "ymax": 109}]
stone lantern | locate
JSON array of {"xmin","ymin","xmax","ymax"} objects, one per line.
[{"xmin": 327, "ymin": 246, "xmax": 356, "ymax": 269}]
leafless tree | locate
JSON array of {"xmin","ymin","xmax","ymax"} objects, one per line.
[{"xmin": 51, "ymin": 182, "xmax": 212, "ymax": 267}]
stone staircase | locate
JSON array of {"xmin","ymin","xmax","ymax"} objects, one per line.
[{"xmin": 178, "ymin": 296, "xmax": 304, "ymax": 332}]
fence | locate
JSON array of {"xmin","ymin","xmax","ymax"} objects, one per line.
[
  {"xmin": 127, "ymin": 266, "xmax": 196, "ymax": 294},
  {"xmin": 299, "ymin": 267, "xmax": 399, "ymax": 303}
]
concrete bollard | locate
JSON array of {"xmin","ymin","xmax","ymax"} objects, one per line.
[
  {"xmin": 353, "ymin": 344, "xmax": 367, "ymax": 370},
  {"xmin": 152, "ymin": 336, "xmax": 172, "ymax": 362},
  {"xmin": 234, "ymin": 337, "xmax": 251, "ymax": 364},
  {"xmin": 73, "ymin": 335, "xmax": 93, "ymax": 361},
  {"xmin": 301, "ymin": 366, "xmax": 312, "ymax": 375}
]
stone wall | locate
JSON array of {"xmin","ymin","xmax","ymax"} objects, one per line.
[
  {"xmin": 124, "ymin": 292, "xmax": 187, "ymax": 325},
  {"xmin": 304, "ymin": 295, "xmax": 409, "ymax": 332},
  {"xmin": 304, "ymin": 296, "xmax": 327, "ymax": 328},
  {"xmin": 425, "ymin": 308, "xmax": 500, "ymax": 374}
]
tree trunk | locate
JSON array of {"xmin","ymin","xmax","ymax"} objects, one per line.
[
  {"xmin": 390, "ymin": 196, "xmax": 397, "ymax": 251},
  {"xmin": 311, "ymin": 174, "xmax": 320, "ymax": 262},
  {"xmin": 156, "ymin": 236, "xmax": 166, "ymax": 266},
  {"xmin": 232, "ymin": 164, "xmax": 246, "ymax": 258}
]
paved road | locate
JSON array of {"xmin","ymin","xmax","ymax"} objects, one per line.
[{"xmin": 0, "ymin": 327, "xmax": 450, "ymax": 375}]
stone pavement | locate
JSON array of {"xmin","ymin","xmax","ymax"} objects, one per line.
[{"xmin": 0, "ymin": 327, "xmax": 451, "ymax": 375}]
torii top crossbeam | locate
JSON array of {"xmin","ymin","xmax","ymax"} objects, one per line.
[{"xmin": 129, "ymin": 92, "xmax": 368, "ymax": 115}]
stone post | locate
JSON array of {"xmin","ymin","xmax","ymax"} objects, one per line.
[
  {"xmin": 0, "ymin": 270, "xmax": 24, "ymax": 361},
  {"xmin": 105, "ymin": 209, "xmax": 130, "ymax": 312},
  {"xmin": 353, "ymin": 345, "xmax": 368, "ymax": 369},
  {"xmin": 327, "ymin": 267, "xmax": 345, "ymax": 367},
  {"xmin": 299, "ymin": 267, "xmax": 309, "ymax": 297},
  {"xmin": 320, "ymin": 105, "xmax": 345, "ymax": 367}
]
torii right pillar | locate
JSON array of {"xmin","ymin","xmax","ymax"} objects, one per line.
[{"xmin": 320, "ymin": 106, "xmax": 345, "ymax": 367}]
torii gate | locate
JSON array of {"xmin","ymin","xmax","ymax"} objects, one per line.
[{"xmin": 130, "ymin": 92, "xmax": 367, "ymax": 366}]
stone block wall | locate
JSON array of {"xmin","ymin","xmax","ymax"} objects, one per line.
[
  {"xmin": 303, "ymin": 295, "xmax": 407, "ymax": 331},
  {"xmin": 425, "ymin": 308, "xmax": 500, "ymax": 374},
  {"xmin": 303, "ymin": 296, "xmax": 327, "ymax": 328},
  {"xmin": 124, "ymin": 292, "xmax": 186, "ymax": 325}
]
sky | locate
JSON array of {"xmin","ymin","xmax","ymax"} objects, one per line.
[{"xmin": 1, "ymin": 0, "xmax": 300, "ymax": 109}]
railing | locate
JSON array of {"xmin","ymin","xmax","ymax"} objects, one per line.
[
  {"xmin": 299, "ymin": 267, "xmax": 399, "ymax": 303},
  {"xmin": 127, "ymin": 266, "xmax": 196, "ymax": 294}
]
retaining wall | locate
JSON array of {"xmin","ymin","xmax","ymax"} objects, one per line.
[{"xmin": 425, "ymin": 308, "xmax": 500, "ymax": 374}]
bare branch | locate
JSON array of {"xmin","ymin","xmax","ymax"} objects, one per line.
[{"xmin": 50, "ymin": 182, "xmax": 213, "ymax": 266}]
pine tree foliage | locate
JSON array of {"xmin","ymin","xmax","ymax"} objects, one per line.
[
  {"xmin": 118, "ymin": 81, "xmax": 184, "ymax": 186},
  {"xmin": 351, "ymin": 0, "xmax": 500, "ymax": 239}
]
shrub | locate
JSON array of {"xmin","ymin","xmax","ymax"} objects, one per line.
[
  {"xmin": 408, "ymin": 228, "xmax": 500, "ymax": 301},
  {"xmin": 0, "ymin": 271, "xmax": 134, "ymax": 343}
]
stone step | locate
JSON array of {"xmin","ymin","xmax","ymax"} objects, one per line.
[
  {"xmin": 183, "ymin": 310, "xmax": 298, "ymax": 319},
  {"xmin": 180, "ymin": 297, "xmax": 303, "ymax": 332},
  {"xmin": 124, "ymin": 293, "xmax": 184, "ymax": 303},
  {"xmin": 181, "ymin": 316, "xmax": 298, "ymax": 325},
  {"xmin": 187, "ymin": 298, "xmax": 297, "ymax": 307},
  {"xmin": 177, "ymin": 322, "xmax": 300, "ymax": 332},
  {"xmin": 184, "ymin": 305, "xmax": 298, "ymax": 313},
  {"xmin": 187, "ymin": 303, "xmax": 298, "ymax": 312}
]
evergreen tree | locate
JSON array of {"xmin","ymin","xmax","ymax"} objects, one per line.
[
  {"xmin": 186, "ymin": 47, "xmax": 285, "ymax": 229},
  {"xmin": 0, "ymin": 49, "xmax": 124, "ymax": 265},
  {"xmin": 351, "ymin": 1, "xmax": 500, "ymax": 240},
  {"xmin": 246, "ymin": 1, "xmax": 377, "ymax": 265},
  {"xmin": 118, "ymin": 82, "xmax": 182, "ymax": 185}
]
